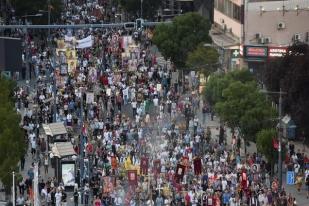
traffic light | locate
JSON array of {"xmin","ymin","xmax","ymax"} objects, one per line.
[{"xmin": 136, "ymin": 18, "xmax": 144, "ymax": 31}]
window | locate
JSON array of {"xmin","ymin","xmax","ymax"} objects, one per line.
[{"xmin": 215, "ymin": 0, "xmax": 242, "ymax": 22}]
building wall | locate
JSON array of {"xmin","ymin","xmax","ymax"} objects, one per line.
[
  {"xmin": 213, "ymin": 0, "xmax": 243, "ymax": 39},
  {"xmin": 214, "ymin": 9, "xmax": 242, "ymax": 38},
  {"xmin": 245, "ymin": 0, "xmax": 309, "ymax": 46}
]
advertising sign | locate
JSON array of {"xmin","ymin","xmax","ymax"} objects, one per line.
[
  {"xmin": 244, "ymin": 46, "xmax": 268, "ymax": 58},
  {"xmin": 268, "ymin": 47, "xmax": 287, "ymax": 57},
  {"xmin": 287, "ymin": 171, "xmax": 295, "ymax": 185},
  {"xmin": 61, "ymin": 163, "xmax": 75, "ymax": 186}
]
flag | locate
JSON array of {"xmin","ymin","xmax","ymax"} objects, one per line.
[
  {"xmin": 140, "ymin": 156, "xmax": 149, "ymax": 175},
  {"xmin": 193, "ymin": 157, "xmax": 202, "ymax": 175},
  {"xmin": 241, "ymin": 170, "xmax": 248, "ymax": 190},
  {"xmin": 111, "ymin": 156, "xmax": 118, "ymax": 170},
  {"xmin": 127, "ymin": 170, "xmax": 138, "ymax": 186},
  {"xmin": 175, "ymin": 164, "xmax": 186, "ymax": 183}
]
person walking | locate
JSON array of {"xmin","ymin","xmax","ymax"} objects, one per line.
[
  {"xmin": 73, "ymin": 189, "xmax": 79, "ymax": 206},
  {"xmin": 44, "ymin": 156, "xmax": 49, "ymax": 174}
]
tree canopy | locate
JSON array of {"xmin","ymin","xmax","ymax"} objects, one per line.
[
  {"xmin": 204, "ymin": 70, "xmax": 276, "ymax": 142},
  {"xmin": 186, "ymin": 44, "xmax": 219, "ymax": 76},
  {"xmin": 0, "ymin": 78, "xmax": 25, "ymax": 193},
  {"xmin": 152, "ymin": 12, "xmax": 212, "ymax": 69},
  {"xmin": 262, "ymin": 44, "xmax": 309, "ymax": 141},
  {"xmin": 120, "ymin": 0, "xmax": 161, "ymax": 20}
]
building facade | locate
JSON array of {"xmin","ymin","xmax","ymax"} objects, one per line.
[{"xmin": 211, "ymin": 0, "xmax": 309, "ymax": 70}]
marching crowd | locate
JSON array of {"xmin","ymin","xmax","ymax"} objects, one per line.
[{"xmin": 5, "ymin": 1, "xmax": 309, "ymax": 206}]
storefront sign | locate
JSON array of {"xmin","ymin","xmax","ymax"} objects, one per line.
[
  {"xmin": 268, "ymin": 47, "xmax": 287, "ymax": 57},
  {"xmin": 244, "ymin": 46, "xmax": 268, "ymax": 58}
]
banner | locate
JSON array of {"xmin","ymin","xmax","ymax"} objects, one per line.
[
  {"xmin": 111, "ymin": 156, "xmax": 118, "ymax": 170},
  {"xmin": 140, "ymin": 156, "xmax": 149, "ymax": 175},
  {"xmin": 67, "ymin": 59, "xmax": 77, "ymax": 74},
  {"xmin": 103, "ymin": 176, "xmax": 114, "ymax": 194},
  {"xmin": 193, "ymin": 157, "xmax": 202, "ymax": 175},
  {"xmin": 175, "ymin": 164, "xmax": 186, "ymax": 183},
  {"xmin": 153, "ymin": 159, "xmax": 161, "ymax": 176},
  {"xmin": 66, "ymin": 49, "xmax": 77, "ymax": 60},
  {"xmin": 76, "ymin": 35, "xmax": 93, "ymax": 49},
  {"xmin": 127, "ymin": 170, "xmax": 138, "ymax": 186},
  {"xmin": 86, "ymin": 92, "xmax": 94, "ymax": 104},
  {"xmin": 61, "ymin": 163, "xmax": 75, "ymax": 186}
]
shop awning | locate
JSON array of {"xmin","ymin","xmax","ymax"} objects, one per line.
[
  {"xmin": 51, "ymin": 142, "xmax": 76, "ymax": 158},
  {"xmin": 42, "ymin": 122, "xmax": 67, "ymax": 136}
]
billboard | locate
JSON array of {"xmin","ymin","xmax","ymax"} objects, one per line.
[
  {"xmin": 0, "ymin": 37, "xmax": 22, "ymax": 72},
  {"xmin": 61, "ymin": 163, "xmax": 75, "ymax": 186},
  {"xmin": 244, "ymin": 46, "xmax": 268, "ymax": 58}
]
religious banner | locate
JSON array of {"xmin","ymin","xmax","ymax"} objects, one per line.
[
  {"xmin": 66, "ymin": 49, "xmax": 76, "ymax": 60},
  {"xmin": 175, "ymin": 164, "xmax": 186, "ymax": 183},
  {"xmin": 241, "ymin": 169, "xmax": 248, "ymax": 190},
  {"xmin": 127, "ymin": 170, "xmax": 138, "ymax": 186},
  {"xmin": 140, "ymin": 156, "xmax": 149, "ymax": 175},
  {"xmin": 103, "ymin": 176, "xmax": 114, "ymax": 194},
  {"xmin": 193, "ymin": 157, "xmax": 202, "ymax": 175},
  {"xmin": 86, "ymin": 92, "xmax": 94, "ymax": 104},
  {"xmin": 88, "ymin": 67, "xmax": 97, "ymax": 82},
  {"xmin": 153, "ymin": 159, "xmax": 161, "ymax": 176},
  {"xmin": 111, "ymin": 156, "xmax": 118, "ymax": 170},
  {"xmin": 181, "ymin": 156, "xmax": 190, "ymax": 168},
  {"xmin": 67, "ymin": 59, "xmax": 77, "ymax": 74}
]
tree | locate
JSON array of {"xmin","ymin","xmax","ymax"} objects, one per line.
[
  {"xmin": 262, "ymin": 44, "xmax": 309, "ymax": 141},
  {"xmin": 186, "ymin": 44, "xmax": 219, "ymax": 76},
  {"xmin": 0, "ymin": 78, "xmax": 26, "ymax": 194},
  {"xmin": 204, "ymin": 70, "xmax": 254, "ymax": 106},
  {"xmin": 256, "ymin": 129, "xmax": 277, "ymax": 174},
  {"xmin": 120, "ymin": 0, "xmax": 161, "ymax": 20},
  {"xmin": 10, "ymin": 0, "xmax": 63, "ymax": 24},
  {"xmin": 153, "ymin": 12, "xmax": 212, "ymax": 69},
  {"xmin": 215, "ymin": 80, "xmax": 275, "ymax": 142}
]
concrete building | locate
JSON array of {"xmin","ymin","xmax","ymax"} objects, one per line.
[{"xmin": 210, "ymin": 0, "xmax": 309, "ymax": 70}]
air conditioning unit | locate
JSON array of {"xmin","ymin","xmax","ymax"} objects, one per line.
[
  {"xmin": 255, "ymin": 33, "xmax": 262, "ymax": 39},
  {"xmin": 293, "ymin": 34, "xmax": 301, "ymax": 42},
  {"xmin": 277, "ymin": 22, "xmax": 286, "ymax": 30},
  {"xmin": 259, "ymin": 37, "xmax": 266, "ymax": 44},
  {"xmin": 265, "ymin": 37, "xmax": 272, "ymax": 44}
]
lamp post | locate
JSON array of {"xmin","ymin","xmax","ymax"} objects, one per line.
[
  {"xmin": 12, "ymin": 171, "xmax": 15, "ymax": 206},
  {"xmin": 140, "ymin": 0, "xmax": 143, "ymax": 18},
  {"xmin": 260, "ymin": 88, "xmax": 286, "ymax": 191}
]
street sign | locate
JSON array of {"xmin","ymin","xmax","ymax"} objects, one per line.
[{"xmin": 286, "ymin": 171, "xmax": 295, "ymax": 185}]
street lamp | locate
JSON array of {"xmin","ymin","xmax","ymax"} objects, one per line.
[
  {"xmin": 260, "ymin": 88, "xmax": 286, "ymax": 191},
  {"xmin": 140, "ymin": 0, "xmax": 143, "ymax": 18}
]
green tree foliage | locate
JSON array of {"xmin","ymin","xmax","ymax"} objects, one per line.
[
  {"xmin": 204, "ymin": 70, "xmax": 276, "ymax": 142},
  {"xmin": 152, "ymin": 12, "xmax": 212, "ymax": 69},
  {"xmin": 186, "ymin": 44, "xmax": 219, "ymax": 76},
  {"xmin": 262, "ymin": 44, "xmax": 309, "ymax": 140},
  {"xmin": 204, "ymin": 70, "xmax": 254, "ymax": 106},
  {"xmin": 0, "ymin": 78, "xmax": 25, "ymax": 193},
  {"xmin": 11, "ymin": 0, "xmax": 63, "ymax": 24},
  {"xmin": 256, "ymin": 129, "xmax": 277, "ymax": 169},
  {"xmin": 120, "ymin": 0, "xmax": 161, "ymax": 20}
]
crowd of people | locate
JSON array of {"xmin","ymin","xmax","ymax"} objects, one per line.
[{"xmin": 4, "ymin": 1, "xmax": 309, "ymax": 206}]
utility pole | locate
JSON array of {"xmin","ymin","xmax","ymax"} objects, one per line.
[
  {"xmin": 48, "ymin": 0, "xmax": 51, "ymax": 38},
  {"xmin": 140, "ymin": 0, "xmax": 143, "ymax": 18},
  {"xmin": 278, "ymin": 87, "xmax": 283, "ymax": 191},
  {"xmin": 80, "ymin": 88, "xmax": 85, "ymax": 203},
  {"xmin": 12, "ymin": 171, "xmax": 15, "ymax": 206}
]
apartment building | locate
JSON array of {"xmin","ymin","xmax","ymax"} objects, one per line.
[{"xmin": 211, "ymin": 0, "xmax": 309, "ymax": 70}]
